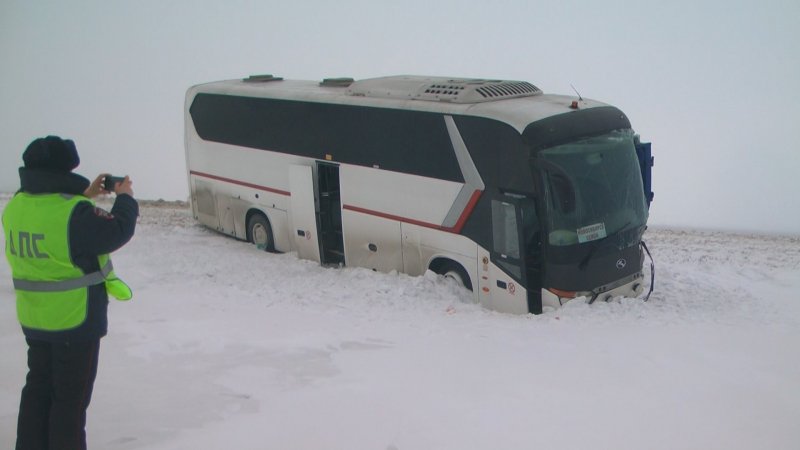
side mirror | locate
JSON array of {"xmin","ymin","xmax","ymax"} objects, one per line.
[{"xmin": 634, "ymin": 140, "xmax": 654, "ymax": 208}]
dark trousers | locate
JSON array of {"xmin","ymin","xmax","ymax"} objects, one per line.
[{"xmin": 16, "ymin": 338, "xmax": 101, "ymax": 450}]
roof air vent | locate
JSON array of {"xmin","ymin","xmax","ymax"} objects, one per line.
[
  {"xmin": 346, "ymin": 76, "xmax": 542, "ymax": 104},
  {"xmin": 320, "ymin": 77, "xmax": 355, "ymax": 87},
  {"xmin": 475, "ymin": 81, "xmax": 539, "ymax": 98},
  {"xmin": 243, "ymin": 74, "xmax": 284, "ymax": 83}
]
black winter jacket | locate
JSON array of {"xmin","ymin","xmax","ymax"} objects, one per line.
[{"xmin": 16, "ymin": 167, "xmax": 139, "ymax": 342}]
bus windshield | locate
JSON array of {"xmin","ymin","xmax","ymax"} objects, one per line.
[{"xmin": 538, "ymin": 129, "xmax": 648, "ymax": 249}]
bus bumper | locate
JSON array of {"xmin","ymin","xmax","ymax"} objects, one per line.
[{"xmin": 541, "ymin": 272, "xmax": 645, "ymax": 311}]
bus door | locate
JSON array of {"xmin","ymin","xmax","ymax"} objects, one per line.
[
  {"xmin": 316, "ymin": 162, "xmax": 345, "ymax": 266},
  {"xmin": 289, "ymin": 165, "xmax": 322, "ymax": 263},
  {"xmin": 487, "ymin": 194, "xmax": 542, "ymax": 314}
]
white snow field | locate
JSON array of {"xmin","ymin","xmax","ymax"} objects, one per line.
[{"xmin": 1, "ymin": 196, "xmax": 799, "ymax": 450}]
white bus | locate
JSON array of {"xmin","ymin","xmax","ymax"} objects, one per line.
[{"xmin": 184, "ymin": 74, "xmax": 654, "ymax": 314}]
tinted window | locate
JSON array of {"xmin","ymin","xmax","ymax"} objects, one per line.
[
  {"xmin": 190, "ymin": 94, "xmax": 463, "ymax": 183},
  {"xmin": 452, "ymin": 116, "xmax": 532, "ymax": 192}
]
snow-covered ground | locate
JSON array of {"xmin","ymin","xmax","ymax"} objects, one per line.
[{"xmin": 1, "ymin": 196, "xmax": 799, "ymax": 449}]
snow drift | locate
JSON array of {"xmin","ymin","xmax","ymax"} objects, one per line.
[{"xmin": 1, "ymin": 196, "xmax": 798, "ymax": 449}]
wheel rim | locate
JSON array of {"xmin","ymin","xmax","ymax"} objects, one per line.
[
  {"xmin": 444, "ymin": 270, "xmax": 466, "ymax": 288},
  {"xmin": 252, "ymin": 223, "xmax": 269, "ymax": 248}
]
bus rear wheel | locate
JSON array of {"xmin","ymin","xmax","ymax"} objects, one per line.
[
  {"xmin": 436, "ymin": 261, "xmax": 473, "ymax": 291},
  {"xmin": 247, "ymin": 213, "xmax": 275, "ymax": 252}
]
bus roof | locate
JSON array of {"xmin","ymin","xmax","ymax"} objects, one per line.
[{"xmin": 187, "ymin": 75, "xmax": 614, "ymax": 133}]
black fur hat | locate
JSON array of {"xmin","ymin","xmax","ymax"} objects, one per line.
[{"xmin": 23, "ymin": 136, "xmax": 80, "ymax": 172}]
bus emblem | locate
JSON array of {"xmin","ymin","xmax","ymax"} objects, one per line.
[{"xmin": 616, "ymin": 258, "xmax": 627, "ymax": 269}]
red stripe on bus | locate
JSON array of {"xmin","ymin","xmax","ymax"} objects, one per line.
[
  {"xmin": 343, "ymin": 189, "xmax": 482, "ymax": 234},
  {"xmin": 451, "ymin": 190, "xmax": 482, "ymax": 234},
  {"xmin": 190, "ymin": 170, "xmax": 482, "ymax": 234},
  {"xmin": 189, "ymin": 171, "xmax": 291, "ymax": 196}
]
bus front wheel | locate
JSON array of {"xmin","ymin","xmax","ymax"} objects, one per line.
[
  {"xmin": 435, "ymin": 261, "xmax": 473, "ymax": 291},
  {"xmin": 247, "ymin": 213, "xmax": 275, "ymax": 252}
]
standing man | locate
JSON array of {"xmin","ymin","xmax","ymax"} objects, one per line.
[{"xmin": 2, "ymin": 136, "xmax": 138, "ymax": 450}]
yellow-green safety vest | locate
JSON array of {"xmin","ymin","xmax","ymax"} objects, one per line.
[{"xmin": 2, "ymin": 193, "xmax": 132, "ymax": 332}]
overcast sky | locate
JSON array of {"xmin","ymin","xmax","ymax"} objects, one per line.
[{"xmin": 1, "ymin": 0, "xmax": 798, "ymax": 234}]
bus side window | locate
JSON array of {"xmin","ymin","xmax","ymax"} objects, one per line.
[
  {"xmin": 491, "ymin": 199, "xmax": 524, "ymax": 280},
  {"xmin": 492, "ymin": 200, "xmax": 520, "ymax": 260}
]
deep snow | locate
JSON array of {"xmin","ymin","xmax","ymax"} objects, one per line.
[{"xmin": 1, "ymin": 196, "xmax": 799, "ymax": 449}]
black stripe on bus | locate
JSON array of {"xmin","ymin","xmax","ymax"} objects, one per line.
[{"xmin": 523, "ymin": 106, "xmax": 632, "ymax": 153}]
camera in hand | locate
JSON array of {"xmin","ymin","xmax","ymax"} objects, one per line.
[{"xmin": 103, "ymin": 175, "xmax": 125, "ymax": 192}]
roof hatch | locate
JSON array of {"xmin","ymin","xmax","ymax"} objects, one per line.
[{"xmin": 243, "ymin": 74, "xmax": 283, "ymax": 83}]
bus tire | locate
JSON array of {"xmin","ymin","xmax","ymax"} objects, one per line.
[
  {"xmin": 247, "ymin": 213, "xmax": 275, "ymax": 252},
  {"xmin": 435, "ymin": 261, "xmax": 473, "ymax": 291}
]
